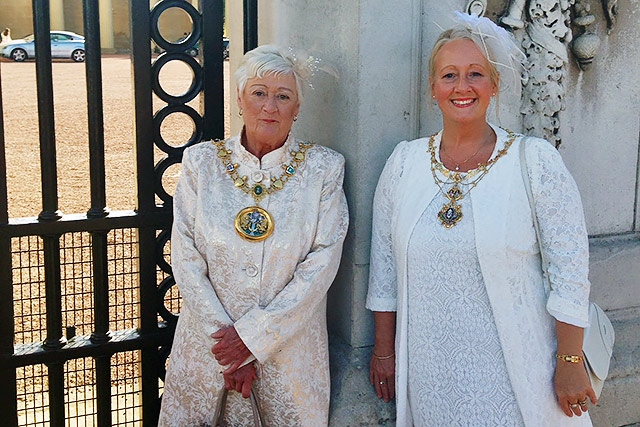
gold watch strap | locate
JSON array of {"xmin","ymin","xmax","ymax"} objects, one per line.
[{"xmin": 556, "ymin": 354, "xmax": 584, "ymax": 363}]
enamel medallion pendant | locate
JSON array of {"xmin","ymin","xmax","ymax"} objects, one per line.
[
  {"xmin": 234, "ymin": 206, "xmax": 274, "ymax": 242},
  {"xmin": 438, "ymin": 200, "xmax": 463, "ymax": 229}
]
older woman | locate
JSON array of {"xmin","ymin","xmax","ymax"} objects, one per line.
[
  {"xmin": 367, "ymin": 13, "xmax": 595, "ymax": 426},
  {"xmin": 158, "ymin": 45, "xmax": 349, "ymax": 426}
]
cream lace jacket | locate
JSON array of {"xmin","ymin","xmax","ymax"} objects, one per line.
[
  {"xmin": 367, "ymin": 125, "xmax": 592, "ymax": 426},
  {"xmin": 159, "ymin": 134, "xmax": 349, "ymax": 427}
]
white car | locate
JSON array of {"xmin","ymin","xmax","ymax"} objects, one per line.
[{"xmin": 2, "ymin": 30, "xmax": 85, "ymax": 62}]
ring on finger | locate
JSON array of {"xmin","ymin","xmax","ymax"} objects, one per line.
[
  {"xmin": 570, "ymin": 403, "xmax": 580, "ymax": 409},
  {"xmin": 379, "ymin": 381, "xmax": 386, "ymax": 385},
  {"xmin": 579, "ymin": 398, "xmax": 588, "ymax": 406}
]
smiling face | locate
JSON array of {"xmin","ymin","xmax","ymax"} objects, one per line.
[
  {"xmin": 430, "ymin": 38, "xmax": 498, "ymax": 127},
  {"xmin": 237, "ymin": 72, "xmax": 300, "ymax": 155}
]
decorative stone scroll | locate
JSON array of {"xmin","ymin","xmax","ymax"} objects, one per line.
[
  {"xmin": 497, "ymin": 0, "xmax": 619, "ymax": 147},
  {"xmin": 500, "ymin": 0, "xmax": 573, "ymax": 147}
]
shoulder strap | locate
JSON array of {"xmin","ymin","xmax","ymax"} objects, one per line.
[{"xmin": 519, "ymin": 137, "xmax": 551, "ymax": 296}]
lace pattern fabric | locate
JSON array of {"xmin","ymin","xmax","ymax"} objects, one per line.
[
  {"xmin": 407, "ymin": 197, "xmax": 523, "ymax": 426},
  {"xmin": 158, "ymin": 134, "xmax": 349, "ymax": 427}
]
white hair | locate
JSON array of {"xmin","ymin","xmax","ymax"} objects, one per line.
[{"xmin": 234, "ymin": 45, "xmax": 310, "ymax": 104}]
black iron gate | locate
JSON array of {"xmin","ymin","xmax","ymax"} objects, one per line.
[{"xmin": 0, "ymin": 0, "xmax": 257, "ymax": 425}]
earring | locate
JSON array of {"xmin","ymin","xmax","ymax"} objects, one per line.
[
  {"xmin": 293, "ymin": 115, "xmax": 298, "ymax": 122},
  {"xmin": 238, "ymin": 109, "xmax": 243, "ymax": 117}
]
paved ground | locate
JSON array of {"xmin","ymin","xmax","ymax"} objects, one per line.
[{"xmin": 1, "ymin": 54, "xmax": 230, "ymax": 219}]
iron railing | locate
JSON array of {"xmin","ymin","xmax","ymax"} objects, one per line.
[{"xmin": 0, "ymin": 0, "xmax": 259, "ymax": 424}]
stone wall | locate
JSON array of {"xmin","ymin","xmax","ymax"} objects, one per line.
[{"xmin": 228, "ymin": 0, "xmax": 640, "ymax": 425}]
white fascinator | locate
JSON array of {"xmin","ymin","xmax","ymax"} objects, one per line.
[{"xmin": 442, "ymin": 11, "xmax": 528, "ymax": 92}]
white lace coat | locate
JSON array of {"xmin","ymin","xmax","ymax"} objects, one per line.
[
  {"xmin": 366, "ymin": 125, "xmax": 592, "ymax": 426},
  {"xmin": 158, "ymin": 134, "xmax": 349, "ymax": 427}
]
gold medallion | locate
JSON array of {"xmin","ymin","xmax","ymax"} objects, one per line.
[{"xmin": 234, "ymin": 206, "xmax": 274, "ymax": 242}]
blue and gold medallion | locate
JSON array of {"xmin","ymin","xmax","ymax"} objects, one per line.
[
  {"xmin": 213, "ymin": 138, "xmax": 313, "ymax": 242},
  {"xmin": 234, "ymin": 206, "xmax": 274, "ymax": 242}
]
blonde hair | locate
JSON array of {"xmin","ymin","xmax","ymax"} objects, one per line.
[{"xmin": 429, "ymin": 28, "xmax": 501, "ymax": 91}]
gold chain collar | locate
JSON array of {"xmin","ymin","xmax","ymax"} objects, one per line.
[
  {"xmin": 210, "ymin": 138, "xmax": 314, "ymax": 242},
  {"xmin": 428, "ymin": 129, "xmax": 517, "ymax": 228},
  {"xmin": 212, "ymin": 138, "xmax": 314, "ymax": 204}
]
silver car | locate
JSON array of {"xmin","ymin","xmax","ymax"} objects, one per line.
[{"xmin": 2, "ymin": 30, "xmax": 85, "ymax": 62}]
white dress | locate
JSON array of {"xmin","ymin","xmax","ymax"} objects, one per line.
[
  {"xmin": 367, "ymin": 125, "xmax": 592, "ymax": 426},
  {"xmin": 406, "ymin": 184, "xmax": 523, "ymax": 425},
  {"xmin": 158, "ymin": 133, "xmax": 349, "ymax": 427}
]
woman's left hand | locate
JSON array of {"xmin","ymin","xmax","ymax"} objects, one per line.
[
  {"xmin": 554, "ymin": 361, "xmax": 598, "ymax": 417},
  {"xmin": 370, "ymin": 354, "xmax": 396, "ymax": 403},
  {"xmin": 211, "ymin": 326, "xmax": 253, "ymax": 373},
  {"xmin": 224, "ymin": 362, "xmax": 258, "ymax": 398}
]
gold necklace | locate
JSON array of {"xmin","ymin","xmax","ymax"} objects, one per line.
[
  {"xmin": 440, "ymin": 138, "xmax": 488, "ymax": 171},
  {"xmin": 213, "ymin": 138, "xmax": 314, "ymax": 241},
  {"xmin": 428, "ymin": 129, "xmax": 516, "ymax": 228}
]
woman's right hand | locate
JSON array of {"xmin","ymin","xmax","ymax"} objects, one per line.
[
  {"xmin": 370, "ymin": 353, "xmax": 396, "ymax": 403},
  {"xmin": 211, "ymin": 326, "xmax": 252, "ymax": 373},
  {"xmin": 370, "ymin": 311, "xmax": 397, "ymax": 402}
]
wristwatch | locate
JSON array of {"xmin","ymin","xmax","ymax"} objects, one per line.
[{"xmin": 556, "ymin": 354, "xmax": 584, "ymax": 363}]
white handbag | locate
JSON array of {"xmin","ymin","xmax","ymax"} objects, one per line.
[
  {"xmin": 582, "ymin": 302, "xmax": 615, "ymax": 397},
  {"xmin": 519, "ymin": 137, "xmax": 615, "ymax": 398}
]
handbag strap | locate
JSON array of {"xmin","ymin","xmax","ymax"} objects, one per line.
[
  {"xmin": 519, "ymin": 136, "xmax": 551, "ymax": 297},
  {"xmin": 249, "ymin": 387, "xmax": 265, "ymax": 426},
  {"xmin": 212, "ymin": 386, "xmax": 264, "ymax": 427}
]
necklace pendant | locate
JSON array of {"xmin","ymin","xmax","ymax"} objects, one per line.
[
  {"xmin": 438, "ymin": 200, "xmax": 463, "ymax": 228},
  {"xmin": 235, "ymin": 206, "xmax": 274, "ymax": 241},
  {"xmin": 447, "ymin": 185, "xmax": 463, "ymax": 201}
]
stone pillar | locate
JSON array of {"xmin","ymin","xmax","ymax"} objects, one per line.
[
  {"xmin": 99, "ymin": 0, "xmax": 115, "ymax": 53},
  {"xmin": 226, "ymin": 1, "xmax": 430, "ymax": 424},
  {"xmin": 226, "ymin": 1, "xmax": 640, "ymax": 425},
  {"xmin": 50, "ymin": 0, "xmax": 65, "ymax": 30}
]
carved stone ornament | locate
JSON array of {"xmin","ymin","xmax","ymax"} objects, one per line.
[
  {"xmin": 572, "ymin": 0, "xmax": 601, "ymax": 71},
  {"xmin": 500, "ymin": 0, "xmax": 573, "ymax": 148},
  {"xmin": 499, "ymin": 0, "xmax": 620, "ymax": 147},
  {"xmin": 465, "ymin": 0, "xmax": 488, "ymax": 16},
  {"xmin": 602, "ymin": 0, "xmax": 618, "ymax": 33}
]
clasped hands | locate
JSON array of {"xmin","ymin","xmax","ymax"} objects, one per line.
[{"xmin": 211, "ymin": 326, "xmax": 256, "ymax": 398}]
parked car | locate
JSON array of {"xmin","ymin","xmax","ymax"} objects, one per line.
[{"xmin": 2, "ymin": 30, "xmax": 85, "ymax": 62}]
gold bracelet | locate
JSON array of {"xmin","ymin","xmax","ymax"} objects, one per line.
[
  {"xmin": 556, "ymin": 354, "xmax": 584, "ymax": 363},
  {"xmin": 373, "ymin": 352, "xmax": 395, "ymax": 360}
]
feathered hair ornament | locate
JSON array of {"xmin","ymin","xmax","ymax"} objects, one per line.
[
  {"xmin": 440, "ymin": 11, "xmax": 528, "ymax": 91},
  {"xmin": 286, "ymin": 46, "xmax": 338, "ymax": 90}
]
